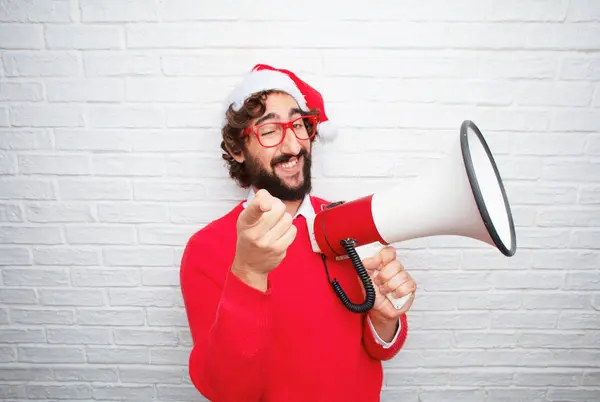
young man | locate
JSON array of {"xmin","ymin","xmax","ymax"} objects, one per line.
[{"xmin": 180, "ymin": 64, "xmax": 417, "ymax": 402}]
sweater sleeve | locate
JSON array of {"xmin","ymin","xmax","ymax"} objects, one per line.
[
  {"xmin": 180, "ymin": 232, "xmax": 272, "ymax": 402},
  {"xmin": 362, "ymin": 313, "xmax": 408, "ymax": 361}
]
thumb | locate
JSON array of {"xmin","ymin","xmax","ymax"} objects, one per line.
[
  {"xmin": 362, "ymin": 254, "xmax": 382, "ymax": 273},
  {"xmin": 243, "ymin": 189, "xmax": 273, "ymax": 224}
]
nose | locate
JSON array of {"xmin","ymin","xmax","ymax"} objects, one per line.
[{"xmin": 280, "ymin": 126, "xmax": 302, "ymax": 155}]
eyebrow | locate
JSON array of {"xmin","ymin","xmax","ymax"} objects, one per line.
[{"xmin": 255, "ymin": 108, "xmax": 304, "ymax": 126}]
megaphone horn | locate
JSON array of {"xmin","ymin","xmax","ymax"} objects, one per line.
[{"xmin": 308, "ymin": 120, "xmax": 517, "ymax": 313}]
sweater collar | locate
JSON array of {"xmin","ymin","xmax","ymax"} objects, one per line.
[{"xmin": 243, "ymin": 189, "xmax": 315, "ymax": 220}]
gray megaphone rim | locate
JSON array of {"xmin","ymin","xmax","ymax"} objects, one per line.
[{"xmin": 460, "ymin": 120, "xmax": 516, "ymax": 257}]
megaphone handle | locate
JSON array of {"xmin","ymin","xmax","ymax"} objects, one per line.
[{"xmin": 385, "ymin": 293, "xmax": 413, "ymax": 310}]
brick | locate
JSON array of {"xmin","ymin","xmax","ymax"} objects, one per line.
[
  {"xmin": 462, "ymin": 249, "xmax": 531, "ymax": 270},
  {"xmin": 0, "ymin": 308, "xmax": 7, "ymax": 324},
  {"xmin": 126, "ymin": 77, "xmax": 227, "ymax": 102},
  {"xmin": 88, "ymin": 105, "xmax": 164, "ymax": 128},
  {"xmin": 420, "ymin": 312, "xmax": 489, "ymax": 330},
  {"xmin": 542, "ymin": 159, "xmax": 600, "ymax": 182},
  {"xmin": 551, "ymin": 110, "xmax": 600, "ymax": 132},
  {"xmin": 18, "ymin": 345, "xmax": 85, "ymax": 363},
  {"xmin": 0, "ymin": 225, "xmax": 62, "ymax": 244},
  {"xmin": 0, "ymin": 23, "xmax": 43, "ymax": 49},
  {"xmin": 401, "ymin": 331, "xmax": 453, "ymax": 350},
  {"xmin": 458, "ymin": 293, "xmax": 521, "ymax": 310},
  {"xmin": 27, "ymin": 384, "xmax": 91, "ymax": 399},
  {"xmin": 491, "ymin": 272, "xmax": 564, "ymax": 290},
  {"xmin": 98, "ymin": 203, "xmax": 167, "ymax": 223},
  {"xmin": 46, "ymin": 79, "xmax": 124, "ymax": 102},
  {"xmin": 54, "ymin": 366, "xmax": 118, "ymax": 382},
  {"xmin": 39, "ymin": 288, "xmax": 104, "ymax": 306},
  {"xmin": 561, "ymin": 57, "xmax": 600, "ymax": 80},
  {"xmin": 454, "ymin": 331, "xmax": 519, "ymax": 349},
  {"xmin": 0, "ymin": 288, "xmax": 37, "ymax": 304},
  {"xmin": 587, "ymin": 134, "xmax": 600, "ymax": 155},
  {"xmin": 113, "ymin": 328, "xmax": 178, "ymax": 346},
  {"xmin": 0, "ymin": 367, "xmax": 53, "ymax": 381},
  {"xmin": 27, "ymin": 202, "xmax": 93, "ymax": 223},
  {"xmin": 45, "ymin": 24, "xmax": 124, "ymax": 49},
  {"xmin": 11, "ymin": 105, "xmax": 84, "ymax": 127},
  {"xmin": 33, "ymin": 247, "xmax": 99, "ymax": 265},
  {"xmin": 169, "ymin": 203, "xmax": 241, "ymax": 224},
  {"xmin": 119, "ymin": 366, "xmax": 188, "ymax": 384},
  {"xmin": 580, "ymin": 186, "xmax": 600, "ymax": 204},
  {"xmin": 157, "ymin": 385, "xmax": 202, "ymax": 400},
  {"xmin": 141, "ymin": 268, "xmax": 179, "ymax": 287},
  {"xmin": 103, "ymin": 247, "xmax": 173, "ymax": 267},
  {"xmin": 522, "ymin": 293, "xmax": 591, "ymax": 310},
  {"xmin": 547, "ymin": 389, "xmax": 600, "ymax": 401},
  {"xmin": 166, "ymin": 104, "xmax": 222, "ymax": 128},
  {"xmin": 150, "ymin": 347, "xmax": 190, "ymax": 365},
  {"xmin": 519, "ymin": 331, "xmax": 600, "ymax": 349},
  {"xmin": 419, "ymin": 387, "xmax": 486, "ymax": 401},
  {"xmin": 0, "ymin": 107, "xmax": 8, "ymax": 127},
  {"xmin": 491, "ymin": 312, "xmax": 558, "ymax": 329},
  {"xmin": 568, "ymin": 0, "xmax": 600, "ymax": 22},
  {"xmin": 48, "ymin": 327, "xmax": 111, "ymax": 344},
  {"xmin": 58, "ymin": 178, "xmax": 131, "ymax": 200},
  {"xmin": 92, "ymin": 384, "xmax": 155, "ymax": 400},
  {"xmin": 488, "ymin": 0, "xmax": 568, "ymax": 21},
  {"xmin": 19, "ymin": 154, "xmax": 91, "ymax": 175},
  {"xmin": 0, "ymin": 0, "xmax": 73, "ymax": 22},
  {"xmin": 410, "ymin": 293, "xmax": 457, "ymax": 311},
  {"xmin": 133, "ymin": 181, "xmax": 206, "ymax": 202},
  {"xmin": 0, "ymin": 328, "xmax": 45, "ymax": 343},
  {"xmin": 537, "ymin": 207, "xmax": 600, "ymax": 227},
  {"xmin": 0, "ymin": 203, "xmax": 22, "ymax": 222},
  {"xmin": 3, "ymin": 267, "xmax": 69, "ymax": 287},
  {"xmin": 486, "ymin": 388, "xmax": 547, "ymax": 402},
  {"xmin": 11, "ymin": 307, "xmax": 74, "ymax": 324},
  {"xmin": 583, "ymin": 371, "xmax": 600, "ymax": 386},
  {"xmin": 86, "ymin": 346, "xmax": 149, "ymax": 364},
  {"xmin": 570, "ymin": 230, "xmax": 600, "ymax": 249},
  {"xmin": 93, "ymin": 154, "xmax": 165, "ymax": 176},
  {"xmin": 0, "ymin": 151, "xmax": 17, "ymax": 174},
  {"xmin": 514, "ymin": 228, "xmax": 570, "ymax": 249},
  {"xmin": 381, "ymin": 389, "xmax": 419, "ymax": 402},
  {"xmin": 558, "ymin": 312, "xmax": 600, "ymax": 329},
  {"xmin": 3, "ymin": 51, "xmax": 79, "ymax": 77},
  {"xmin": 0, "ymin": 384, "xmax": 25, "ymax": 398},
  {"xmin": 385, "ymin": 369, "xmax": 448, "ymax": 386},
  {"xmin": 81, "ymin": 0, "xmax": 158, "ymax": 22},
  {"xmin": 147, "ymin": 308, "xmax": 187, "ymax": 327},
  {"xmin": 77, "ymin": 308, "xmax": 145, "ymax": 326},
  {"xmin": 0, "ymin": 82, "xmax": 44, "ymax": 101},
  {"xmin": 138, "ymin": 225, "xmax": 195, "ymax": 246},
  {"xmin": 0, "ymin": 247, "xmax": 31, "ymax": 265},
  {"xmin": 422, "ymin": 272, "xmax": 492, "ymax": 291},
  {"xmin": 83, "ymin": 51, "xmax": 160, "ymax": 76},
  {"xmin": 0, "ymin": 346, "xmax": 16, "ymax": 362},
  {"xmin": 565, "ymin": 272, "xmax": 600, "ymax": 290},
  {"xmin": 166, "ymin": 155, "xmax": 228, "ymax": 178},
  {"xmin": 513, "ymin": 133, "xmax": 587, "ymax": 156},
  {"xmin": 132, "ymin": 129, "xmax": 220, "ymax": 152},
  {"xmin": 448, "ymin": 369, "xmax": 513, "ymax": 386},
  {"xmin": 72, "ymin": 267, "xmax": 140, "ymax": 287},
  {"xmin": 65, "ymin": 225, "xmax": 135, "ymax": 245},
  {"xmin": 532, "ymin": 250, "xmax": 599, "ymax": 269},
  {"xmin": 513, "ymin": 370, "xmax": 581, "ymax": 386},
  {"xmin": 109, "ymin": 288, "xmax": 181, "ymax": 307},
  {"xmin": 0, "ymin": 129, "xmax": 52, "ymax": 150},
  {"xmin": 54, "ymin": 129, "xmax": 132, "ymax": 151}
]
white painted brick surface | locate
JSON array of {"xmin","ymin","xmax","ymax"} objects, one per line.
[{"xmin": 0, "ymin": 1, "xmax": 599, "ymax": 401}]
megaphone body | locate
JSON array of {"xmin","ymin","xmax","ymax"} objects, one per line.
[{"xmin": 307, "ymin": 120, "xmax": 516, "ymax": 312}]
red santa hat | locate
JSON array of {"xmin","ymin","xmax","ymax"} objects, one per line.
[{"xmin": 222, "ymin": 64, "xmax": 338, "ymax": 142}]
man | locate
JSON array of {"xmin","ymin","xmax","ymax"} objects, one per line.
[{"xmin": 180, "ymin": 64, "xmax": 417, "ymax": 402}]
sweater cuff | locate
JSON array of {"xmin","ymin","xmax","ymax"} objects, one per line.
[{"xmin": 367, "ymin": 315, "xmax": 401, "ymax": 349}]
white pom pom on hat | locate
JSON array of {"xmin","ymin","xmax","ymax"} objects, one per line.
[{"xmin": 222, "ymin": 63, "xmax": 338, "ymax": 143}]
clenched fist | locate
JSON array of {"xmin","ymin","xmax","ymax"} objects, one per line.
[{"xmin": 231, "ymin": 189, "xmax": 297, "ymax": 291}]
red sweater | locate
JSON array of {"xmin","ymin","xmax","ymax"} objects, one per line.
[{"xmin": 180, "ymin": 195, "xmax": 408, "ymax": 402}]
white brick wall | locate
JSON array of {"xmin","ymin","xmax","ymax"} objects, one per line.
[{"xmin": 0, "ymin": 1, "xmax": 599, "ymax": 401}]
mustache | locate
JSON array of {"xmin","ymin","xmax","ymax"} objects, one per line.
[{"xmin": 271, "ymin": 148, "xmax": 308, "ymax": 166}]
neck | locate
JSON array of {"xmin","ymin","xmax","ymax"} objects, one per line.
[{"xmin": 283, "ymin": 198, "xmax": 303, "ymax": 217}]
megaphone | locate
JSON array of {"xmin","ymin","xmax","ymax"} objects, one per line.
[{"xmin": 307, "ymin": 120, "xmax": 517, "ymax": 313}]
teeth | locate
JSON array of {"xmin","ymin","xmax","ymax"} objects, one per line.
[{"xmin": 280, "ymin": 158, "xmax": 298, "ymax": 169}]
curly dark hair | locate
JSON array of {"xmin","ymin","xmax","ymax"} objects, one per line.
[{"xmin": 220, "ymin": 90, "xmax": 320, "ymax": 188}]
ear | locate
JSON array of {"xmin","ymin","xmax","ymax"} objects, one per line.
[{"xmin": 223, "ymin": 141, "xmax": 245, "ymax": 164}]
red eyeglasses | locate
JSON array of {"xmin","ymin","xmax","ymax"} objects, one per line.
[{"xmin": 243, "ymin": 115, "xmax": 318, "ymax": 148}]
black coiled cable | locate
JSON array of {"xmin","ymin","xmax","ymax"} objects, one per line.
[{"xmin": 321, "ymin": 238, "xmax": 376, "ymax": 314}]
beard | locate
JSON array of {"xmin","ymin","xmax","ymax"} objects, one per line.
[{"xmin": 243, "ymin": 148, "xmax": 312, "ymax": 201}]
